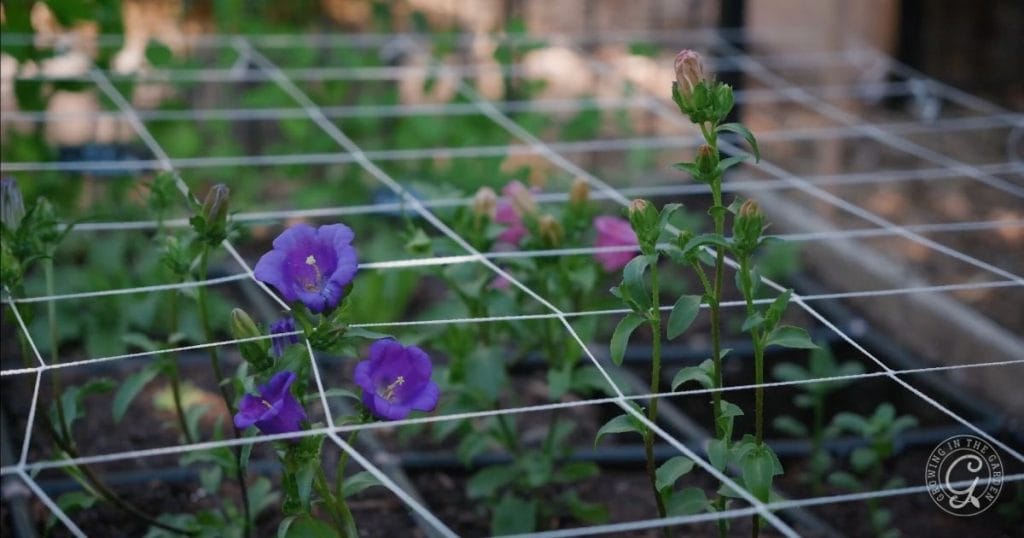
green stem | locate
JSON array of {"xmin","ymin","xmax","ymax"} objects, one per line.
[
  {"xmin": 708, "ymin": 155, "xmax": 730, "ymax": 538},
  {"xmin": 644, "ymin": 261, "xmax": 669, "ymax": 527},
  {"xmin": 12, "ymin": 295, "xmax": 193, "ymax": 535},
  {"xmin": 165, "ymin": 288, "xmax": 194, "ymax": 444},
  {"xmin": 196, "ymin": 248, "xmax": 252, "ymax": 538},
  {"xmin": 316, "ymin": 466, "xmax": 357, "ymax": 537},
  {"xmin": 738, "ymin": 255, "xmax": 767, "ymax": 538},
  {"xmin": 335, "ymin": 430, "xmax": 360, "ymax": 499},
  {"xmin": 812, "ymin": 396, "xmax": 825, "ymax": 495},
  {"xmin": 44, "ymin": 258, "xmax": 71, "ymax": 444}
]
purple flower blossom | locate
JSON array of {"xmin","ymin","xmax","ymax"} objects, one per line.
[
  {"xmin": 234, "ymin": 371, "xmax": 306, "ymax": 435},
  {"xmin": 270, "ymin": 317, "xmax": 300, "ymax": 358},
  {"xmin": 354, "ymin": 339, "xmax": 440, "ymax": 421},
  {"xmin": 254, "ymin": 224, "xmax": 358, "ymax": 314},
  {"xmin": 593, "ymin": 216, "xmax": 639, "ymax": 272}
]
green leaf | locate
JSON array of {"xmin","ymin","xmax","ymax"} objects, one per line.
[
  {"xmin": 47, "ymin": 491, "xmax": 97, "ymax": 533},
  {"xmin": 594, "ymin": 413, "xmax": 643, "ymax": 447},
  {"xmin": 707, "ymin": 439, "xmax": 729, "ymax": 471},
  {"xmin": 622, "ymin": 254, "xmax": 654, "ymax": 311},
  {"xmin": 741, "ymin": 445, "xmax": 777, "ymax": 501},
  {"xmin": 828, "ymin": 471, "xmax": 861, "ymax": 491},
  {"xmin": 764, "ymin": 290, "xmax": 792, "ymax": 329},
  {"xmin": 671, "ymin": 363, "xmax": 713, "ymax": 390},
  {"xmin": 491, "ymin": 495, "xmax": 537, "ymax": 535},
  {"xmin": 610, "ymin": 313, "xmax": 645, "ymax": 366},
  {"xmin": 113, "ymin": 362, "xmax": 163, "ymax": 422},
  {"xmin": 772, "ymin": 362, "xmax": 808, "ymax": 383},
  {"xmin": 717, "ymin": 154, "xmax": 749, "ymax": 175},
  {"xmin": 468, "ymin": 465, "xmax": 519, "ymax": 499},
  {"xmin": 284, "ymin": 515, "xmax": 340, "ymax": 538},
  {"xmin": 561, "ymin": 491, "xmax": 609, "ymax": 524},
  {"xmin": 667, "ymin": 295, "xmax": 701, "ymax": 339},
  {"xmin": 656, "ymin": 456, "xmax": 695, "ymax": 492},
  {"xmin": 681, "ymin": 233, "xmax": 730, "ymax": 256},
  {"xmin": 741, "ymin": 312, "xmax": 765, "ymax": 332},
  {"xmin": 850, "ymin": 447, "xmax": 877, "ymax": 472},
  {"xmin": 552, "ymin": 462, "xmax": 600, "ymax": 483},
  {"xmin": 342, "ymin": 471, "xmax": 382, "ymax": 498},
  {"xmin": 766, "ymin": 326, "xmax": 818, "ymax": 349},
  {"xmin": 548, "ymin": 365, "xmax": 572, "ymax": 400},
  {"xmin": 657, "ymin": 203, "xmax": 683, "ymax": 233},
  {"xmin": 772, "ymin": 415, "xmax": 809, "ymax": 437},
  {"xmin": 830, "ymin": 412, "xmax": 868, "ymax": 435},
  {"xmin": 717, "ymin": 122, "xmax": 760, "ymax": 161},
  {"xmin": 665, "ymin": 487, "xmax": 708, "ymax": 516}
]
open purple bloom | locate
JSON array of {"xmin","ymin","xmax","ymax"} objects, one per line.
[
  {"xmin": 234, "ymin": 371, "xmax": 306, "ymax": 435},
  {"xmin": 354, "ymin": 339, "xmax": 440, "ymax": 421},
  {"xmin": 254, "ymin": 224, "xmax": 358, "ymax": 314},
  {"xmin": 593, "ymin": 216, "xmax": 639, "ymax": 272},
  {"xmin": 269, "ymin": 317, "xmax": 300, "ymax": 358}
]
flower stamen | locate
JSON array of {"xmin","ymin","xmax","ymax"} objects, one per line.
[
  {"xmin": 378, "ymin": 376, "xmax": 405, "ymax": 402},
  {"xmin": 302, "ymin": 254, "xmax": 324, "ymax": 291}
]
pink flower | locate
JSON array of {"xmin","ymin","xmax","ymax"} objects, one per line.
[
  {"xmin": 593, "ymin": 216, "xmax": 639, "ymax": 272},
  {"xmin": 495, "ymin": 181, "xmax": 538, "ymax": 245}
]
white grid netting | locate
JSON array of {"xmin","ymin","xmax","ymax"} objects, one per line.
[{"xmin": 1, "ymin": 28, "xmax": 1022, "ymax": 538}]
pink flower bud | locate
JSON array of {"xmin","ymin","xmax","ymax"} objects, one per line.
[{"xmin": 674, "ymin": 49, "xmax": 706, "ymax": 98}]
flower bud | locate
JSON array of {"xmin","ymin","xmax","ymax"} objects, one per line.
[
  {"xmin": 674, "ymin": 49, "xmax": 706, "ymax": 100},
  {"xmin": 569, "ymin": 178, "xmax": 590, "ymax": 206},
  {"xmin": 627, "ymin": 199, "xmax": 659, "ymax": 254},
  {"xmin": 733, "ymin": 199, "xmax": 764, "ymax": 254},
  {"xmin": 538, "ymin": 214, "xmax": 563, "ymax": 247},
  {"xmin": 504, "ymin": 180, "xmax": 538, "ymax": 216},
  {"xmin": 472, "ymin": 186, "xmax": 497, "ymax": 218},
  {"xmin": 197, "ymin": 183, "xmax": 230, "ymax": 245},
  {"xmin": 0, "ymin": 178, "xmax": 25, "ymax": 231},
  {"xmin": 695, "ymin": 144, "xmax": 719, "ymax": 179},
  {"xmin": 231, "ymin": 308, "xmax": 272, "ymax": 371}
]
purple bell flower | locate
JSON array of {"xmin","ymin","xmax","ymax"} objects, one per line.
[
  {"xmin": 234, "ymin": 371, "xmax": 306, "ymax": 435},
  {"xmin": 270, "ymin": 317, "xmax": 300, "ymax": 358},
  {"xmin": 253, "ymin": 224, "xmax": 358, "ymax": 314},
  {"xmin": 354, "ymin": 339, "xmax": 440, "ymax": 421}
]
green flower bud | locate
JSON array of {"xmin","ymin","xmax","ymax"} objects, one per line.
[
  {"xmin": 695, "ymin": 144, "xmax": 719, "ymax": 180},
  {"xmin": 733, "ymin": 199, "xmax": 764, "ymax": 255},
  {"xmin": 197, "ymin": 183, "xmax": 230, "ymax": 245},
  {"xmin": 1, "ymin": 178, "xmax": 25, "ymax": 231},
  {"xmin": 538, "ymin": 214, "xmax": 564, "ymax": 247},
  {"xmin": 231, "ymin": 308, "xmax": 272, "ymax": 371},
  {"xmin": 569, "ymin": 178, "xmax": 590, "ymax": 206},
  {"xmin": 628, "ymin": 199, "xmax": 659, "ymax": 254},
  {"xmin": 472, "ymin": 186, "xmax": 497, "ymax": 218}
]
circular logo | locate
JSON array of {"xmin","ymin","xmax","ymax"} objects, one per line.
[{"xmin": 925, "ymin": 435, "xmax": 1004, "ymax": 516}]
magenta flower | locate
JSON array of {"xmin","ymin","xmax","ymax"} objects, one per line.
[
  {"xmin": 270, "ymin": 317, "xmax": 299, "ymax": 358},
  {"xmin": 354, "ymin": 339, "xmax": 440, "ymax": 421},
  {"xmin": 494, "ymin": 181, "xmax": 538, "ymax": 245},
  {"xmin": 254, "ymin": 224, "xmax": 358, "ymax": 314},
  {"xmin": 593, "ymin": 216, "xmax": 639, "ymax": 272},
  {"xmin": 234, "ymin": 371, "xmax": 306, "ymax": 435}
]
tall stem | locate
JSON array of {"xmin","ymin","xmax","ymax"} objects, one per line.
[
  {"xmin": 165, "ymin": 288, "xmax": 194, "ymax": 443},
  {"xmin": 739, "ymin": 255, "xmax": 767, "ymax": 538},
  {"xmin": 44, "ymin": 258, "xmax": 71, "ymax": 443},
  {"xmin": 334, "ymin": 430, "xmax": 360, "ymax": 498},
  {"xmin": 709, "ymin": 167, "xmax": 730, "ymax": 538},
  {"xmin": 196, "ymin": 248, "xmax": 251, "ymax": 538},
  {"xmin": 644, "ymin": 262, "xmax": 669, "ymax": 528}
]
